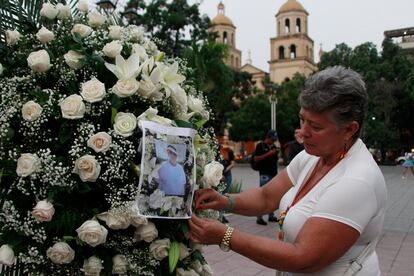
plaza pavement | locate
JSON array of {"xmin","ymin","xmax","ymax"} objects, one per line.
[{"xmin": 204, "ymin": 164, "xmax": 414, "ymax": 276}]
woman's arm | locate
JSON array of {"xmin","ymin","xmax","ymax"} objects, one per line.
[
  {"xmin": 189, "ymin": 215, "xmax": 359, "ymax": 273},
  {"xmin": 224, "ymin": 159, "xmax": 235, "ymax": 173},
  {"xmin": 231, "ymin": 169, "xmax": 292, "ymax": 216}
]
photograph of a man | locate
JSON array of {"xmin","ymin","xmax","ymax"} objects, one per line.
[{"xmin": 157, "ymin": 145, "xmax": 186, "ymax": 196}]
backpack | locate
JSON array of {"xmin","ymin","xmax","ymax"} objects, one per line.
[{"xmin": 249, "ymin": 154, "xmax": 260, "ymax": 171}]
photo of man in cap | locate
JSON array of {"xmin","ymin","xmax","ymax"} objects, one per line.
[
  {"xmin": 252, "ymin": 129, "xmax": 279, "ymax": 225},
  {"xmin": 157, "ymin": 144, "xmax": 186, "ymax": 196}
]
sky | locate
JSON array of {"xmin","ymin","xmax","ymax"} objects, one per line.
[{"xmin": 194, "ymin": 0, "xmax": 414, "ymax": 72}]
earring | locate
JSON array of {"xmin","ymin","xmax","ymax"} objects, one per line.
[{"xmin": 339, "ymin": 143, "xmax": 347, "ymax": 159}]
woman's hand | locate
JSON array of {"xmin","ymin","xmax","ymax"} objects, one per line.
[
  {"xmin": 189, "ymin": 215, "xmax": 227, "ymax": 245},
  {"xmin": 193, "ymin": 188, "xmax": 227, "ymax": 210}
]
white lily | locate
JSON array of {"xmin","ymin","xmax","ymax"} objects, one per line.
[
  {"xmin": 162, "ymin": 196, "xmax": 183, "ymax": 216},
  {"xmin": 137, "ymin": 107, "xmax": 173, "ymax": 126},
  {"xmin": 159, "ymin": 62, "xmax": 185, "ymax": 98},
  {"xmin": 104, "ymin": 54, "xmax": 142, "ymax": 80}
]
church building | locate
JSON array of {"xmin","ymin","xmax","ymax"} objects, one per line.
[{"xmin": 269, "ymin": 0, "xmax": 318, "ymax": 83}]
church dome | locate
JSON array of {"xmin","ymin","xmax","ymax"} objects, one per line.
[
  {"xmin": 211, "ymin": 2, "xmax": 235, "ymax": 27},
  {"xmin": 277, "ymin": 0, "xmax": 308, "ymax": 15}
]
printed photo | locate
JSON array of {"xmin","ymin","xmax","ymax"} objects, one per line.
[{"xmin": 135, "ymin": 121, "xmax": 197, "ymax": 219}]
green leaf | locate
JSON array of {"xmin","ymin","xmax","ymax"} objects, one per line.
[
  {"xmin": 111, "ymin": 107, "xmax": 117, "ymax": 124},
  {"xmin": 63, "ymin": 236, "xmax": 75, "ymax": 241},
  {"xmin": 59, "ymin": 125, "xmax": 72, "ymax": 144},
  {"xmin": 180, "ymin": 222, "xmax": 189, "ymax": 234},
  {"xmin": 168, "ymin": 240, "xmax": 180, "ymax": 273},
  {"xmin": 175, "ymin": 120, "xmax": 194, "ymax": 129},
  {"xmin": 194, "ymin": 119, "xmax": 207, "ymax": 129}
]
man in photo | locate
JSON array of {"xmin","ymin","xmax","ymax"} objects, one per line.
[{"xmin": 157, "ymin": 145, "xmax": 186, "ymax": 196}]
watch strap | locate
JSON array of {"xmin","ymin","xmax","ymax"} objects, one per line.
[{"xmin": 221, "ymin": 226, "xmax": 234, "ymax": 249}]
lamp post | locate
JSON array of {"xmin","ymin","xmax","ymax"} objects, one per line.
[{"xmin": 266, "ymin": 83, "xmax": 278, "ymax": 130}]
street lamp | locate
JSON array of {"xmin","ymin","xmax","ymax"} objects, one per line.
[{"xmin": 265, "ymin": 83, "xmax": 278, "ymax": 130}]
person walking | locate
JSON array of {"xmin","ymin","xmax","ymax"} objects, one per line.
[
  {"xmin": 401, "ymin": 150, "xmax": 414, "ymax": 179},
  {"xmin": 189, "ymin": 66, "xmax": 387, "ymax": 275},
  {"xmin": 286, "ymin": 128, "xmax": 304, "ymax": 165},
  {"xmin": 219, "ymin": 137, "xmax": 236, "ymax": 223},
  {"xmin": 253, "ymin": 129, "xmax": 279, "ymax": 225}
]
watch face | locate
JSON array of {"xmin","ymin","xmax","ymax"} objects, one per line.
[{"xmin": 219, "ymin": 243, "xmax": 230, "ymax": 252}]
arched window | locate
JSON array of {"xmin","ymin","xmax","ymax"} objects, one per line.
[
  {"xmin": 285, "ymin": 77, "xmax": 290, "ymax": 82},
  {"xmin": 279, "ymin": 46, "xmax": 285, "ymax": 59},
  {"xmin": 278, "ymin": 20, "xmax": 281, "ymax": 36},
  {"xmin": 231, "ymin": 55, "xmax": 234, "ymax": 66},
  {"xmin": 285, "ymin": 18, "xmax": 290, "ymax": 33},
  {"xmin": 223, "ymin": 31, "xmax": 228, "ymax": 44},
  {"xmin": 231, "ymin": 33, "xmax": 234, "ymax": 46},
  {"xmin": 236, "ymin": 57, "xmax": 239, "ymax": 67},
  {"xmin": 296, "ymin": 18, "xmax": 301, "ymax": 32},
  {"xmin": 306, "ymin": 45, "xmax": 309, "ymax": 58},
  {"xmin": 290, "ymin": 44, "xmax": 296, "ymax": 59}
]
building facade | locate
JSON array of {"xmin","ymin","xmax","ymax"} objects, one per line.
[
  {"xmin": 268, "ymin": 0, "xmax": 317, "ymax": 84},
  {"xmin": 208, "ymin": 2, "xmax": 242, "ymax": 69}
]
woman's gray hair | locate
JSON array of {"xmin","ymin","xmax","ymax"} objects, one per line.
[{"xmin": 299, "ymin": 66, "xmax": 368, "ymax": 138}]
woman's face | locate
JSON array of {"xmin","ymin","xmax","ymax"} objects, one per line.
[{"xmin": 298, "ymin": 108, "xmax": 350, "ymax": 158}]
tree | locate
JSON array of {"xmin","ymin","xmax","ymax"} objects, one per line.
[
  {"xmin": 227, "ymin": 93, "xmax": 271, "ymax": 141},
  {"xmin": 125, "ymin": 0, "xmax": 209, "ymax": 57}
]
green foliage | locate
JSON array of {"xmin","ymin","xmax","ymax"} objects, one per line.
[
  {"xmin": 168, "ymin": 240, "xmax": 180, "ymax": 273},
  {"xmin": 320, "ymin": 39, "xmax": 414, "ymax": 152},
  {"xmin": 228, "ymin": 179, "xmax": 242, "ymax": 194},
  {"xmin": 125, "ymin": 0, "xmax": 209, "ymax": 57},
  {"xmin": 227, "ymin": 93, "xmax": 271, "ymax": 141}
]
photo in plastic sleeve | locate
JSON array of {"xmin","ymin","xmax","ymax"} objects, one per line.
[{"xmin": 135, "ymin": 121, "xmax": 197, "ymax": 219}]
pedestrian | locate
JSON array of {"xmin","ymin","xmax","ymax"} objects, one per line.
[
  {"xmin": 286, "ymin": 128, "xmax": 304, "ymax": 164},
  {"xmin": 189, "ymin": 66, "xmax": 387, "ymax": 275},
  {"xmin": 253, "ymin": 129, "xmax": 279, "ymax": 225},
  {"xmin": 401, "ymin": 150, "xmax": 414, "ymax": 179},
  {"xmin": 219, "ymin": 137, "xmax": 236, "ymax": 223}
]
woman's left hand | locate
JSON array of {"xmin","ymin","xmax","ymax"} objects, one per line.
[{"xmin": 189, "ymin": 215, "xmax": 227, "ymax": 245}]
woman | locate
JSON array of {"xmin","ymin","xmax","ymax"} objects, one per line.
[
  {"xmin": 401, "ymin": 150, "xmax": 414, "ymax": 179},
  {"xmin": 189, "ymin": 66, "xmax": 387, "ymax": 275}
]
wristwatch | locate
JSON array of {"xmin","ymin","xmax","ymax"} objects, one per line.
[{"xmin": 219, "ymin": 226, "xmax": 234, "ymax": 252}]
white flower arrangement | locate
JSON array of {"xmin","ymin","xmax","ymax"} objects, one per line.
[{"xmin": 0, "ymin": 2, "xmax": 219, "ymax": 275}]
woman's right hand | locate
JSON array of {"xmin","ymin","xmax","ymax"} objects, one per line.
[{"xmin": 193, "ymin": 188, "xmax": 227, "ymax": 210}]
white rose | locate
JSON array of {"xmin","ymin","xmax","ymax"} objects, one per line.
[
  {"xmin": 131, "ymin": 44, "xmax": 148, "ymax": 61},
  {"xmin": 113, "ymin": 112, "xmax": 137, "ymax": 137},
  {"xmin": 56, "ymin": 3, "xmax": 71, "ymax": 20},
  {"xmin": 46, "ymin": 242, "xmax": 75, "ymax": 264},
  {"xmin": 112, "ymin": 78, "xmax": 139, "ymax": 98},
  {"xmin": 188, "ymin": 95, "xmax": 204, "ymax": 113},
  {"xmin": 60, "ymin": 94, "xmax": 85, "ymax": 119},
  {"xmin": 129, "ymin": 25, "xmax": 145, "ymax": 42},
  {"xmin": 87, "ymin": 132, "xmax": 111, "ymax": 153},
  {"xmin": 32, "ymin": 200, "xmax": 55, "ymax": 222},
  {"xmin": 27, "ymin": 50, "xmax": 52, "ymax": 73},
  {"xmin": 82, "ymin": 256, "xmax": 103, "ymax": 276},
  {"xmin": 77, "ymin": 0, "xmax": 89, "ymax": 13},
  {"xmin": 149, "ymin": 238, "xmax": 170, "ymax": 260},
  {"xmin": 5, "ymin": 29, "xmax": 21, "ymax": 45},
  {"xmin": 108, "ymin": 25, "xmax": 123, "ymax": 40},
  {"xmin": 88, "ymin": 10, "xmax": 106, "ymax": 27},
  {"xmin": 36, "ymin": 26, "xmax": 54, "ymax": 44},
  {"xmin": 129, "ymin": 203, "xmax": 148, "ymax": 227},
  {"xmin": 102, "ymin": 40, "xmax": 122, "ymax": 58},
  {"xmin": 73, "ymin": 155, "xmax": 101, "ymax": 182},
  {"xmin": 81, "ymin": 77, "xmax": 106, "ymax": 103},
  {"xmin": 138, "ymin": 77, "xmax": 159, "ymax": 98},
  {"xmin": 171, "ymin": 86, "xmax": 188, "ymax": 114},
  {"xmin": 0, "ymin": 245, "xmax": 15, "ymax": 266},
  {"xmin": 179, "ymin": 243, "xmax": 190, "ymax": 260},
  {"xmin": 71, "ymin": 24, "xmax": 93, "ymax": 38},
  {"xmin": 112, "ymin": 254, "xmax": 129, "ymax": 274},
  {"xmin": 0, "ymin": 63, "xmax": 3, "ymax": 76},
  {"xmin": 22, "ymin": 100, "xmax": 43, "ymax": 121},
  {"xmin": 97, "ymin": 211, "xmax": 130, "ymax": 230},
  {"xmin": 203, "ymin": 161, "xmax": 224, "ymax": 188},
  {"xmin": 133, "ymin": 221, "xmax": 158, "ymax": 242},
  {"xmin": 40, "ymin": 2, "xmax": 58, "ymax": 20},
  {"xmin": 64, "ymin": 50, "xmax": 85, "ymax": 69},
  {"xmin": 201, "ymin": 264, "xmax": 214, "ymax": 276},
  {"xmin": 16, "ymin": 153, "xmax": 39, "ymax": 177},
  {"xmin": 176, "ymin": 268, "xmax": 198, "ymax": 276},
  {"xmin": 76, "ymin": 220, "xmax": 108, "ymax": 247}
]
